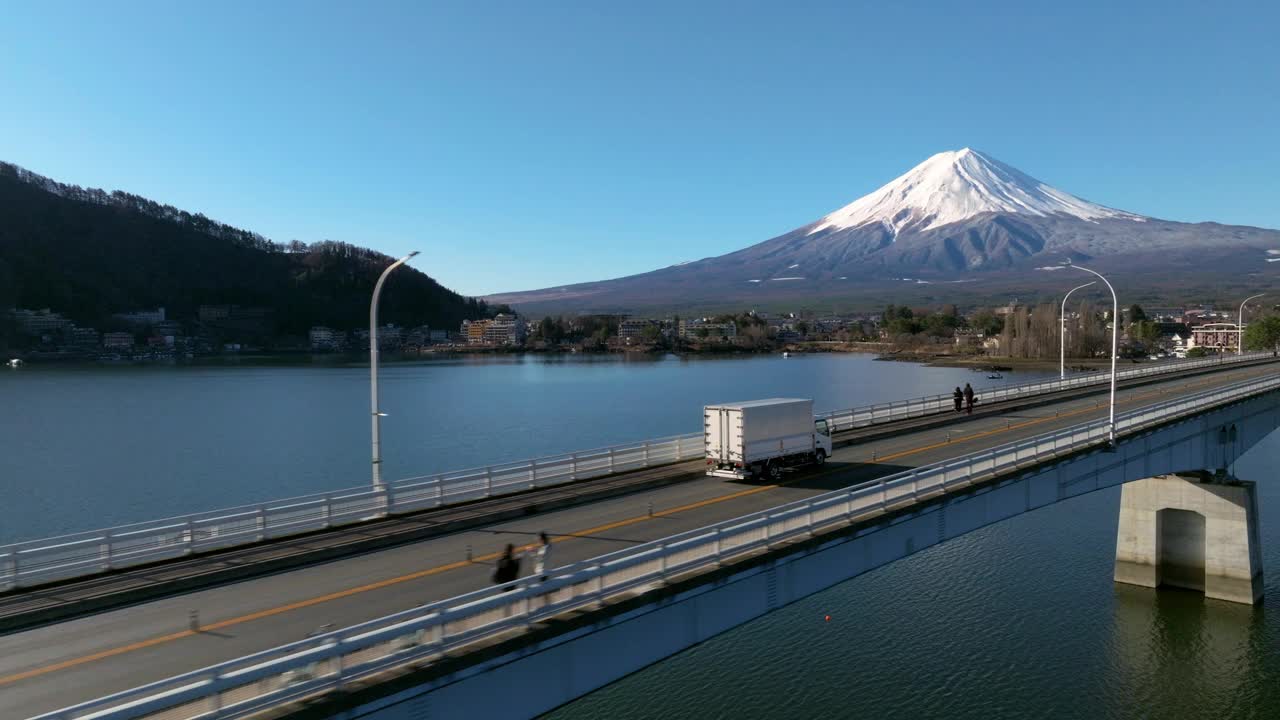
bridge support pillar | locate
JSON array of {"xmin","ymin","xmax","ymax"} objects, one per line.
[{"xmin": 1114, "ymin": 473, "xmax": 1263, "ymax": 605}]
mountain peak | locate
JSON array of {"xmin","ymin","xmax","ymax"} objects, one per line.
[{"xmin": 809, "ymin": 148, "xmax": 1144, "ymax": 237}]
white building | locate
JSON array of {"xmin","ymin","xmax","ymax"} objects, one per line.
[
  {"xmin": 679, "ymin": 319, "xmax": 737, "ymax": 341},
  {"xmin": 102, "ymin": 332, "xmax": 134, "ymax": 350},
  {"xmin": 113, "ymin": 307, "xmax": 166, "ymax": 326},
  {"xmin": 483, "ymin": 314, "xmax": 526, "ymax": 345},
  {"xmin": 309, "ymin": 326, "xmax": 339, "ymax": 350},
  {"xmin": 11, "ymin": 308, "xmax": 70, "ymax": 335}
]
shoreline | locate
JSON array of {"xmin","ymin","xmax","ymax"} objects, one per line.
[{"xmin": 4, "ymin": 342, "xmax": 1165, "ymax": 371}]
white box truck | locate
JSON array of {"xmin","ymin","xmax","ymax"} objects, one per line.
[{"xmin": 704, "ymin": 398, "xmax": 832, "ymax": 481}]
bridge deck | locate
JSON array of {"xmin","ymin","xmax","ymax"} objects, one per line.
[{"xmin": 1, "ymin": 361, "xmax": 1275, "ymax": 718}]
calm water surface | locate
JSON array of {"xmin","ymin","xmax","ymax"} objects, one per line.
[
  {"xmin": 3, "ymin": 353, "xmax": 1278, "ymax": 719},
  {"xmin": 0, "ymin": 353, "xmax": 1050, "ymax": 542}
]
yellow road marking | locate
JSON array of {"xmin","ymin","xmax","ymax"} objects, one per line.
[
  {"xmin": 0, "ymin": 368, "xmax": 1259, "ymax": 687},
  {"xmin": 0, "ymin": 483, "xmax": 781, "ymax": 687}
]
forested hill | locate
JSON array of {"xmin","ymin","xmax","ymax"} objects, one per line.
[{"xmin": 0, "ymin": 161, "xmax": 488, "ymax": 335}]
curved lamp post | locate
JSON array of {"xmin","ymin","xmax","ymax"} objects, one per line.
[
  {"xmin": 1060, "ymin": 281, "xmax": 1096, "ymax": 380},
  {"xmin": 371, "ymin": 251, "xmax": 419, "ymax": 496},
  {"xmin": 1064, "ymin": 262, "xmax": 1118, "ymax": 445},
  {"xmin": 1238, "ymin": 294, "xmax": 1264, "ymax": 356}
]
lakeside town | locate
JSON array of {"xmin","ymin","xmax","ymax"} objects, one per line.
[{"xmin": 5, "ymin": 299, "xmax": 1273, "ymax": 365}]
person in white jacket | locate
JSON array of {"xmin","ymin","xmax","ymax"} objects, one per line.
[{"xmin": 534, "ymin": 531, "xmax": 552, "ymax": 582}]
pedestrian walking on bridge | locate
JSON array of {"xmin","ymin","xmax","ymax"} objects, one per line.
[
  {"xmin": 534, "ymin": 531, "xmax": 552, "ymax": 582},
  {"xmin": 493, "ymin": 543, "xmax": 521, "ymax": 591},
  {"xmin": 963, "ymin": 383, "xmax": 976, "ymax": 415},
  {"xmin": 953, "ymin": 387, "xmax": 963, "ymax": 413}
]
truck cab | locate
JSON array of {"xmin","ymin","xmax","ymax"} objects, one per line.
[{"xmin": 814, "ymin": 418, "xmax": 833, "ymax": 455}]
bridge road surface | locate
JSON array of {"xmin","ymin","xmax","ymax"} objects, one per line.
[{"xmin": 1, "ymin": 362, "xmax": 1276, "ymax": 718}]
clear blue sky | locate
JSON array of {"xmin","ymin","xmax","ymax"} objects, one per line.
[{"xmin": 2, "ymin": 1, "xmax": 1277, "ymax": 295}]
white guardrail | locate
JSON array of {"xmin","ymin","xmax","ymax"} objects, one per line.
[
  {"xmin": 0, "ymin": 351, "xmax": 1271, "ymax": 593},
  {"xmin": 33, "ymin": 370, "xmax": 1280, "ymax": 720},
  {"xmin": 816, "ymin": 351, "xmax": 1272, "ymax": 431}
]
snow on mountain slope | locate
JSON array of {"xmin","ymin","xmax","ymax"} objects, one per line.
[
  {"xmin": 488, "ymin": 148, "xmax": 1280, "ymax": 313},
  {"xmin": 809, "ymin": 148, "xmax": 1145, "ymax": 237}
]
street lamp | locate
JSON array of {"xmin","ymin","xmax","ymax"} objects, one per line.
[
  {"xmin": 1064, "ymin": 262, "xmax": 1118, "ymax": 445},
  {"xmin": 1238, "ymin": 293, "xmax": 1264, "ymax": 356},
  {"xmin": 1060, "ymin": 281, "xmax": 1096, "ymax": 380},
  {"xmin": 370, "ymin": 251, "xmax": 419, "ymax": 497}
]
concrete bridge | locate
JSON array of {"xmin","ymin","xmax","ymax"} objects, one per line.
[{"xmin": 3, "ymin": 355, "xmax": 1278, "ymax": 720}]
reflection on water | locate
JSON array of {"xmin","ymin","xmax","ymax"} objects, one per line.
[{"xmin": 1107, "ymin": 585, "xmax": 1260, "ymax": 713}]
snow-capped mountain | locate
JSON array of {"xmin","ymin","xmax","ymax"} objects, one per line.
[
  {"xmin": 489, "ymin": 149, "xmax": 1280, "ymax": 312},
  {"xmin": 809, "ymin": 148, "xmax": 1144, "ymax": 237}
]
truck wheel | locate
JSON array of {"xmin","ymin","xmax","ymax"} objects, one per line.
[
  {"xmin": 814, "ymin": 450, "xmax": 827, "ymax": 466},
  {"xmin": 766, "ymin": 461, "xmax": 782, "ymax": 481}
]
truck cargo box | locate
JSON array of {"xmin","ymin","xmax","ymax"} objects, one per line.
[{"xmin": 705, "ymin": 398, "xmax": 819, "ymax": 473}]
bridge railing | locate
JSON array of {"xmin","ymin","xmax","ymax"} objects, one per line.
[
  {"xmin": 35, "ymin": 371, "xmax": 1280, "ymax": 720},
  {"xmin": 0, "ymin": 350, "xmax": 1269, "ymax": 593},
  {"xmin": 815, "ymin": 350, "xmax": 1270, "ymax": 431},
  {"xmin": 0, "ymin": 431, "xmax": 704, "ymax": 592}
]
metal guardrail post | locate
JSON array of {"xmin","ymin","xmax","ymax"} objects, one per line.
[
  {"xmin": 333, "ymin": 643, "xmax": 346, "ymax": 687},
  {"xmin": 1, "ymin": 551, "xmax": 13, "ymax": 591},
  {"xmin": 529, "ymin": 460, "xmax": 537, "ymax": 489},
  {"xmin": 256, "ymin": 505, "xmax": 266, "ymax": 542},
  {"xmin": 485, "ymin": 467, "xmax": 493, "ymax": 497},
  {"xmin": 608, "ymin": 448, "xmax": 615, "ymax": 473},
  {"xmin": 184, "ymin": 518, "xmax": 195, "ymax": 555},
  {"xmin": 643, "ymin": 441, "xmax": 650, "ymax": 467},
  {"xmin": 322, "ymin": 495, "xmax": 333, "ymax": 528},
  {"xmin": 100, "ymin": 530, "xmax": 113, "ymax": 571},
  {"xmin": 207, "ymin": 669, "xmax": 222, "ymax": 713}
]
